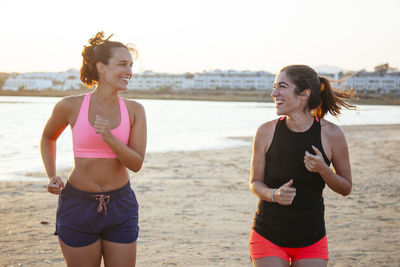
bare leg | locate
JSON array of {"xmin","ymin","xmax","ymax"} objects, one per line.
[
  {"xmin": 253, "ymin": 256, "xmax": 290, "ymax": 267},
  {"xmin": 102, "ymin": 240, "xmax": 136, "ymax": 267},
  {"xmin": 292, "ymin": 258, "xmax": 328, "ymax": 267},
  {"xmin": 59, "ymin": 238, "xmax": 102, "ymax": 267}
]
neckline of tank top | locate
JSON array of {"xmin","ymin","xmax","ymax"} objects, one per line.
[
  {"xmin": 280, "ymin": 116, "xmax": 319, "ymax": 134},
  {"xmin": 86, "ymin": 92, "xmax": 124, "ymax": 131}
]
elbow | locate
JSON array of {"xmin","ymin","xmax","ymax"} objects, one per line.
[
  {"xmin": 249, "ymin": 180, "xmax": 256, "ymax": 194},
  {"xmin": 40, "ymin": 135, "xmax": 55, "ymax": 149},
  {"xmin": 341, "ymin": 187, "xmax": 352, "ymax": 196},
  {"xmin": 130, "ymin": 164, "xmax": 142, "ymax": 173},
  {"xmin": 340, "ymin": 183, "xmax": 352, "ymax": 196},
  {"xmin": 41, "ymin": 133, "xmax": 56, "ymax": 143},
  {"xmin": 130, "ymin": 158, "xmax": 144, "ymax": 173},
  {"xmin": 132, "ymin": 165, "xmax": 142, "ymax": 173}
]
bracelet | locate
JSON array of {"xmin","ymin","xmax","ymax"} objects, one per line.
[{"xmin": 271, "ymin": 189, "xmax": 277, "ymax": 202}]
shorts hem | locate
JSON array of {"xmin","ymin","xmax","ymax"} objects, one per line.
[
  {"xmin": 57, "ymin": 232, "xmax": 99, "ymax": 248},
  {"xmin": 103, "ymin": 227, "xmax": 139, "ymax": 244},
  {"xmin": 251, "ymin": 255, "xmax": 290, "ymax": 262},
  {"xmin": 102, "ymin": 237, "xmax": 138, "ymax": 244},
  {"xmin": 294, "ymin": 254, "xmax": 329, "ymax": 261}
]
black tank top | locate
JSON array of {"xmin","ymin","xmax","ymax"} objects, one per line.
[{"xmin": 253, "ymin": 117, "xmax": 331, "ymax": 247}]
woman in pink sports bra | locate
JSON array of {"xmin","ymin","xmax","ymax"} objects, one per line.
[{"xmin": 41, "ymin": 31, "xmax": 147, "ymax": 267}]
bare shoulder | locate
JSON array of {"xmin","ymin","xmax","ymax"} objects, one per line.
[
  {"xmin": 257, "ymin": 119, "xmax": 279, "ymax": 137},
  {"xmin": 320, "ymin": 118, "xmax": 346, "ymax": 141},
  {"xmin": 254, "ymin": 119, "xmax": 279, "ymax": 150},
  {"xmin": 54, "ymin": 94, "xmax": 85, "ymax": 113},
  {"xmin": 123, "ymin": 98, "xmax": 145, "ymax": 114}
]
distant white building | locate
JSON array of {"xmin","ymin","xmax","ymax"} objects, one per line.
[
  {"xmin": 128, "ymin": 71, "xmax": 190, "ymax": 90},
  {"xmin": 14, "ymin": 69, "xmax": 80, "ymax": 82},
  {"xmin": 192, "ymin": 70, "xmax": 275, "ymax": 90},
  {"xmin": 128, "ymin": 70, "xmax": 275, "ymax": 90},
  {"xmin": 3, "ymin": 77, "xmax": 52, "ymax": 91},
  {"xmin": 2, "ymin": 69, "xmax": 400, "ymax": 93},
  {"xmin": 2, "ymin": 69, "xmax": 81, "ymax": 91},
  {"xmin": 54, "ymin": 78, "xmax": 82, "ymax": 90},
  {"xmin": 336, "ymin": 71, "xmax": 400, "ymax": 93}
]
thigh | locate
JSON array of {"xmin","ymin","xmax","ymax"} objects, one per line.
[
  {"xmin": 59, "ymin": 238, "xmax": 102, "ymax": 267},
  {"xmin": 102, "ymin": 240, "xmax": 136, "ymax": 267},
  {"xmin": 253, "ymin": 257, "xmax": 290, "ymax": 267},
  {"xmin": 292, "ymin": 258, "xmax": 328, "ymax": 267}
]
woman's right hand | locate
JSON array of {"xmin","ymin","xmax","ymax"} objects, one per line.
[
  {"xmin": 47, "ymin": 176, "xmax": 64, "ymax": 194},
  {"xmin": 273, "ymin": 179, "xmax": 296, "ymax": 205}
]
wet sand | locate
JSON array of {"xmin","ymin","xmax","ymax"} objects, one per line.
[{"xmin": 0, "ymin": 124, "xmax": 399, "ymax": 266}]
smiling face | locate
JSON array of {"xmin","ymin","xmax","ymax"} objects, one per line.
[
  {"xmin": 271, "ymin": 71, "xmax": 310, "ymax": 116},
  {"xmin": 97, "ymin": 47, "xmax": 133, "ymax": 91}
]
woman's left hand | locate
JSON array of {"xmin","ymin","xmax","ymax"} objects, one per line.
[
  {"xmin": 304, "ymin": 145, "xmax": 327, "ymax": 174},
  {"xmin": 94, "ymin": 115, "xmax": 113, "ymax": 142}
]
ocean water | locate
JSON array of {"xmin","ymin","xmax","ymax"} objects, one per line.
[{"xmin": 1, "ymin": 96, "xmax": 400, "ymax": 181}]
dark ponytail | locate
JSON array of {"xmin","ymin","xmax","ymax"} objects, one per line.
[
  {"xmin": 281, "ymin": 64, "xmax": 355, "ymax": 118},
  {"xmin": 80, "ymin": 31, "xmax": 138, "ymax": 87},
  {"xmin": 315, "ymin": 76, "xmax": 355, "ymax": 118}
]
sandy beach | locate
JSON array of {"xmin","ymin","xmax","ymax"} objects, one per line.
[{"xmin": 0, "ymin": 124, "xmax": 399, "ymax": 266}]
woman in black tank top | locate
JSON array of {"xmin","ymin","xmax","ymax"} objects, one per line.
[{"xmin": 249, "ymin": 65, "xmax": 355, "ymax": 267}]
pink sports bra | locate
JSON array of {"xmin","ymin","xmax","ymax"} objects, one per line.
[{"xmin": 72, "ymin": 92, "xmax": 131, "ymax": 158}]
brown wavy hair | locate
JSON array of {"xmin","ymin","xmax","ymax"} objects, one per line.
[
  {"xmin": 280, "ymin": 64, "xmax": 355, "ymax": 118},
  {"xmin": 80, "ymin": 31, "xmax": 138, "ymax": 87}
]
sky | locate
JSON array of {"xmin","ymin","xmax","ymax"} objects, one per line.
[{"xmin": 1, "ymin": 0, "xmax": 399, "ymax": 74}]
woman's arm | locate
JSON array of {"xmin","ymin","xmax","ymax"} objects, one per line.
[
  {"xmin": 304, "ymin": 124, "xmax": 352, "ymax": 196},
  {"xmin": 94, "ymin": 101, "xmax": 147, "ymax": 172},
  {"xmin": 40, "ymin": 98, "xmax": 72, "ymax": 193},
  {"xmin": 249, "ymin": 121, "xmax": 296, "ymax": 205}
]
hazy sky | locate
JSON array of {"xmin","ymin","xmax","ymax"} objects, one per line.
[{"xmin": 1, "ymin": 0, "xmax": 399, "ymax": 74}]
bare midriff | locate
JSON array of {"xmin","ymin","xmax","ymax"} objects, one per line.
[{"xmin": 68, "ymin": 157, "xmax": 129, "ymax": 192}]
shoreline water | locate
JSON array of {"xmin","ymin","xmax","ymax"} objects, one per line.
[
  {"xmin": 7, "ymin": 123, "xmax": 400, "ymax": 182},
  {"xmin": 3, "ymin": 95, "xmax": 400, "ymax": 183},
  {"xmin": 1, "ymin": 124, "xmax": 399, "ymax": 266},
  {"xmin": 3, "ymin": 123, "xmax": 400, "ymax": 182}
]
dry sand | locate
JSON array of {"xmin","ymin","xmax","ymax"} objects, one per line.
[{"xmin": 0, "ymin": 124, "xmax": 399, "ymax": 267}]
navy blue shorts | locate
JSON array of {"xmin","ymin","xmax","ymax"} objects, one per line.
[{"xmin": 56, "ymin": 181, "xmax": 139, "ymax": 247}]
